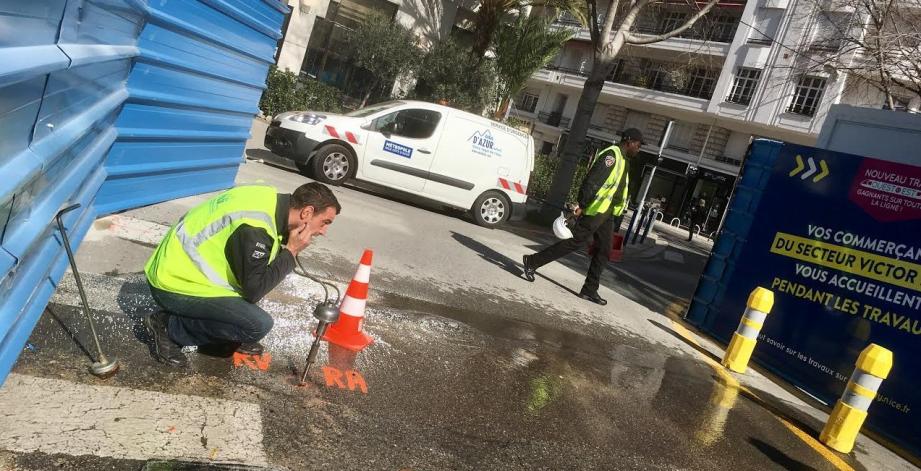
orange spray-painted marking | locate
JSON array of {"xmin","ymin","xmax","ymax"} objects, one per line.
[
  {"xmin": 322, "ymin": 366, "xmax": 368, "ymax": 394},
  {"xmin": 346, "ymin": 371, "xmax": 368, "ymax": 393},
  {"xmin": 322, "ymin": 366, "xmax": 346, "ymax": 388},
  {"xmin": 232, "ymin": 352, "xmax": 272, "ymax": 371}
]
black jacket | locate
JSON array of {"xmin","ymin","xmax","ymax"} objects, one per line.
[
  {"xmin": 223, "ymin": 194, "xmax": 296, "ymax": 303},
  {"xmin": 577, "ymin": 146, "xmax": 627, "ymax": 213}
]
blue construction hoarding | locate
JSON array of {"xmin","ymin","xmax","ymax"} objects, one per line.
[
  {"xmin": 0, "ymin": 0, "xmax": 287, "ymax": 384},
  {"xmin": 688, "ymin": 140, "xmax": 920, "ymax": 457}
]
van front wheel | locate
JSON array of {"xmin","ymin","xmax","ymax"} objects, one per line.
[
  {"xmin": 472, "ymin": 191, "xmax": 510, "ymax": 227},
  {"xmin": 312, "ymin": 144, "xmax": 355, "ymax": 186}
]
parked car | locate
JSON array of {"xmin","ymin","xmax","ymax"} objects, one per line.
[{"xmin": 264, "ymin": 100, "xmax": 534, "ymax": 227}]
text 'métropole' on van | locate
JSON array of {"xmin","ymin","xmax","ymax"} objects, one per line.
[{"xmin": 264, "ymin": 100, "xmax": 535, "ymax": 227}]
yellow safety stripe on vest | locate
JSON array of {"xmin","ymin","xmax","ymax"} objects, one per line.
[
  {"xmin": 173, "ymin": 210, "xmax": 277, "ymax": 291},
  {"xmin": 189, "ymin": 211, "xmax": 276, "ymax": 246}
]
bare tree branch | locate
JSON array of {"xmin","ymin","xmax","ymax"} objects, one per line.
[
  {"xmin": 598, "ymin": 0, "xmax": 622, "ymax": 47},
  {"xmin": 622, "ymin": 0, "xmax": 720, "ymax": 45},
  {"xmin": 785, "ymin": 0, "xmax": 921, "ymax": 106}
]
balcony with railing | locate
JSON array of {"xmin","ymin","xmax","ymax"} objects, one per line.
[
  {"xmin": 631, "ymin": 10, "xmax": 740, "ymax": 43},
  {"xmin": 531, "ymin": 65, "xmax": 715, "ymax": 113},
  {"xmin": 537, "ymin": 111, "xmax": 572, "ymax": 128},
  {"xmin": 607, "ymin": 62, "xmax": 718, "ymax": 100},
  {"xmin": 554, "ymin": 8, "xmax": 739, "ymax": 55},
  {"xmin": 556, "ymin": 10, "xmax": 583, "ymax": 27},
  {"xmin": 544, "ymin": 63, "xmax": 589, "ymax": 77}
]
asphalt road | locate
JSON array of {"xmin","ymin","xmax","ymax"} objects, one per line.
[{"xmin": 0, "ymin": 119, "xmax": 914, "ymax": 470}]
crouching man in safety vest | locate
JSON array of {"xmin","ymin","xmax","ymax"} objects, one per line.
[
  {"xmin": 144, "ymin": 182, "xmax": 340, "ymax": 367},
  {"xmin": 522, "ymin": 128, "xmax": 643, "ymax": 305}
]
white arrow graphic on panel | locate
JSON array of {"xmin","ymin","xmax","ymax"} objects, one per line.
[{"xmin": 801, "ymin": 157, "xmax": 818, "ymax": 180}]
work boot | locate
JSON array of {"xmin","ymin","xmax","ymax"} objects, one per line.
[
  {"xmin": 579, "ymin": 289, "xmax": 607, "ymax": 306},
  {"xmin": 236, "ymin": 342, "xmax": 265, "ymax": 356},
  {"xmin": 522, "ymin": 254, "xmax": 536, "ymax": 282},
  {"xmin": 144, "ymin": 312, "xmax": 188, "ymax": 367}
]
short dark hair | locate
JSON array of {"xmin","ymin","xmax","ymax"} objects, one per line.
[
  {"xmin": 620, "ymin": 127, "xmax": 645, "ymax": 145},
  {"xmin": 291, "ymin": 182, "xmax": 341, "ymax": 214}
]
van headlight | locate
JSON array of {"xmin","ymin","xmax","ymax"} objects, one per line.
[{"xmin": 290, "ymin": 113, "xmax": 326, "ymax": 125}]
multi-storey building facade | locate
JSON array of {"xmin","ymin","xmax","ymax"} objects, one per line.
[
  {"xmin": 516, "ymin": 0, "xmax": 920, "ymax": 226},
  {"xmin": 275, "ymin": 0, "xmax": 476, "ymax": 99},
  {"xmin": 273, "ymin": 0, "xmax": 919, "ymax": 227}
]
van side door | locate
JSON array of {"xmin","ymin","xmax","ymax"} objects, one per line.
[{"xmin": 361, "ymin": 108, "xmax": 443, "ymax": 192}]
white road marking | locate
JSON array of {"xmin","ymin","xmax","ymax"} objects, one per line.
[
  {"xmin": 0, "ymin": 374, "xmax": 268, "ymax": 466},
  {"xmin": 83, "ymin": 215, "xmax": 170, "ymax": 246}
]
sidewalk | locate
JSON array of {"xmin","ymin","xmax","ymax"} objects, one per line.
[{"xmin": 0, "ymin": 125, "xmax": 914, "ymax": 469}]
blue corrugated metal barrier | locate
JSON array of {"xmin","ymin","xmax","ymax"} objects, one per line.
[{"xmin": 0, "ymin": 0, "xmax": 287, "ymax": 384}]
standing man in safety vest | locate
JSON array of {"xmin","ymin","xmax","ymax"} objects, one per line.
[
  {"xmin": 144, "ymin": 182, "xmax": 340, "ymax": 367},
  {"xmin": 522, "ymin": 128, "xmax": 643, "ymax": 305}
]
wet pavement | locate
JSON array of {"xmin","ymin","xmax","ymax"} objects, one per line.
[
  {"xmin": 0, "ymin": 129, "xmax": 916, "ymax": 469},
  {"xmin": 1, "ymin": 263, "xmax": 900, "ymax": 470}
]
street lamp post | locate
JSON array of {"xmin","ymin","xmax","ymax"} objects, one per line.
[{"xmin": 632, "ymin": 120, "xmax": 674, "ymax": 235}]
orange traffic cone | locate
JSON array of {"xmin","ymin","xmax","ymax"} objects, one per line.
[{"xmin": 323, "ymin": 249, "xmax": 374, "ymax": 351}]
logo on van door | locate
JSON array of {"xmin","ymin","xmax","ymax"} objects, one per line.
[
  {"xmin": 383, "ymin": 140, "xmax": 413, "ymax": 158},
  {"xmin": 468, "ymin": 130, "xmax": 502, "ymax": 158}
]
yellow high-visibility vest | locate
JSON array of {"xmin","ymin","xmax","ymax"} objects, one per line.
[
  {"xmin": 145, "ymin": 185, "xmax": 281, "ymax": 298},
  {"xmin": 583, "ymin": 145, "xmax": 629, "ymax": 217}
]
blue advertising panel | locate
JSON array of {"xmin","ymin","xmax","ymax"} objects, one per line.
[{"xmin": 703, "ymin": 143, "xmax": 920, "ymax": 455}]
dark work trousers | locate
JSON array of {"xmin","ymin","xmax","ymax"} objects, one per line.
[
  {"xmin": 148, "ymin": 284, "xmax": 274, "ymax": 347},
  {"xmin": 529, "ymin": 212, "xmax": 615, "ymax": 294}
]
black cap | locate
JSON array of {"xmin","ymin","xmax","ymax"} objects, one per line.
[{"xmin": 621, "ymin": 128, "xmax": 644, "ymax": 144}]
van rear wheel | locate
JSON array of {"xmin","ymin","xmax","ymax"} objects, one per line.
[
  {"xmin": 472, "ymin": 191, "xmax": 510, "ymax": 227},
  {"xmin": 312, "ymin": 144, "xmax": 355, "ymax": 186}
]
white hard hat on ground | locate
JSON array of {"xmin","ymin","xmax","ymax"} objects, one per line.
[{"xmin": 553, "ymin": 212, "xmax": 574, "ymax": 239}]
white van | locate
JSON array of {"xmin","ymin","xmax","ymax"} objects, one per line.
[{"xmin": 264, "ymin": 100, "xmax": 534, "ymax": 227}]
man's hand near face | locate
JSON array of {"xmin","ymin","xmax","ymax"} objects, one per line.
[
  {"xmin": 286, "ymin": 205, "xmax": 337, "ymax": 257},
  {"xmin": 286, "ymin": 223, "xmax": 312, "ymax": 257}
]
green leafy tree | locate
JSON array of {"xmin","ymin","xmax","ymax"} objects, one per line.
[
  {"xmin": 259, "ymin": 66, "xmax": 344, "ymax": 117},
  {"xmin": 494, "ymin": 14, "xmax": 572, "ymax": 119},
  {"xmin": 344, "ymin": 14, "xmax": 422, "ymax": 107},
  {"xmin": 413, "ymin": 37, "xmax": 497, "ymax": 112}
]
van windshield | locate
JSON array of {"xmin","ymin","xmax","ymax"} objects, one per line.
[{"xmin": 345, "ymin": 101, "xmax": 404, "ymax": 118}]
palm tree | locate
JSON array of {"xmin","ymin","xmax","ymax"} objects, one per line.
[
  {"xmin": 471, "ymin": 0, "xmax": 520, "ymax": 60},
  {"xmin": 472, "ymin": 0, "xmax": 587, "ymax": 61},
  {"xmin": 494, "ymin": 15, "xmax": 573, "ymax": 119}
]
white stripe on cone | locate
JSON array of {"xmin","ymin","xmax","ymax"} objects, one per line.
[
  {"xmin": 339, "ymin": 296, "xmax": 367, "ymax": 318},
  {"xmin": 354, "ymin": 264, "xmax": 371, "ymax": 283}
]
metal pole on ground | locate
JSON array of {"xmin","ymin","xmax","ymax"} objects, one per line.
[
  {"xmin": 640, "ymin": 210, "xmax": 658, "ymax": 244},
  {"xmin": 625, "ymin": 208, "xmax": 640, "ymax": 244},
  {"xmin": 631, "ymin": 208, "xmax": 647, "ymax": 244},
  {"xmin": 55, "ymin": 204, "xmax": 120, "ymax": 379},
  {"xmin": 631, "ymin": 121, "xmax": 674, "ymax": 243}
]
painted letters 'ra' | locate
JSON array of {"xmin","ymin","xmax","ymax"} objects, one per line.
[{"xmin": 322, "ymin": 366, "xmax": 368, "ymax": 394}]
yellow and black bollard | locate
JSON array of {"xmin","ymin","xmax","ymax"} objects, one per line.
[
  {"xmin": 722, "ymin": 287, "xmax": 774, "ymax": 373},
  {"xmin": 820, "ymin": 343, "xmax": 893, "ymax": 453}
]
